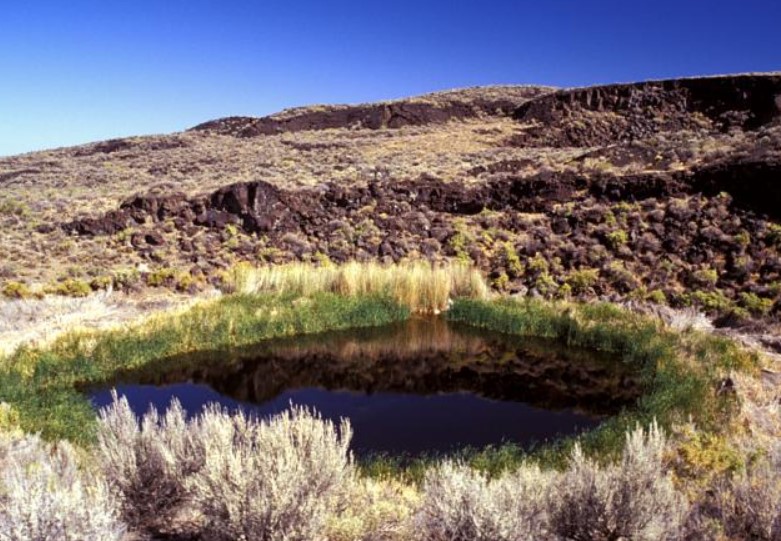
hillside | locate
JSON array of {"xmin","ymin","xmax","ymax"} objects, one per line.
[{"xmin": 2, "ymin": 73, "xmax": 781, "ymax": 331}]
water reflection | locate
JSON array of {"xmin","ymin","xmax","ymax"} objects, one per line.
[{"xmin": 89, "ymin": 318, "xmax": 640, "ymax": 456}]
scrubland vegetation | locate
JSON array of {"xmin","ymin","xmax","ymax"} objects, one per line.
[
  {"xmin": 2, "ymin": 398, "xmax": 780, "ymax": 540},
  {"xmin": 0, "ymin": 262, "xmax": 778, "ymax": 539}
]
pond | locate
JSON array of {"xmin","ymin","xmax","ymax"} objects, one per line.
[{"xmin": 88, "ymin": 317, "xmax": 640, "ymax": 457}]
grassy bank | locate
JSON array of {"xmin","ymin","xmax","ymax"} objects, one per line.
[
  {"xmin": 0, "ymin": 292, "xmax": 408, "ymax": 443},
  {"xmin": 446, "ymin": 298, "xmax": 760, "ymax": 466}
]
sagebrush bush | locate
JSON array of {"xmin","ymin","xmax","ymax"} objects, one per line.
[
  {"xmin": 549, "ymin": 421, "xmax": 687, "ymax": 541},
  {"xmin": 417, "ymin": 461, "xmax": 552, "ymax": 541},
  {"xmin": 715, "ymin": 440, "xmax": 781, "ymax": 540},
  {"xmin": 98, "ymin": 394, "xmax": 355, "ymax": 541},
  {"xmin": 0, "ymin": 431, "xmax": 124, "ymax": 541},
  {"xmin": 417, "ymin": 422, "xmax": 687, "ymax": 541},
  {"xmin": 97, "ymin": 391, "xmax": 202, "ymax": 533},
  {"xmin": 189, "ymin": 404, "xmax": 354, "ymax": 541}
]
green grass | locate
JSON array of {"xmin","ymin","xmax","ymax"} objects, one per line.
[
  {"xmin": 0, "ymin": 292, "xmax": 408, "ymax": 443},
  {"xmin": 442, "ymin": 297, "xmax": 758, "ymax": 471}
]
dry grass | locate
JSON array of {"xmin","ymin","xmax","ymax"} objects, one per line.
[
  {"xmin": 226, "ymin": 261, "xmax": 489, "ymax": 314},
  {"xmin": 0, "ymin": 288, "xmax": 217, "ymax": 357}
]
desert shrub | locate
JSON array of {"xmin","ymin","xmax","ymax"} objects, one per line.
[
  {"xmin": 145, "ymin": 267, "xmax": 177, "ymax": 287},
  {"xmin": 690, "ymin": 268, "xmax": 719, "ymax": 288},
  {"xmin": 501, "ymin": 242, "xmax": 524, "ymax": 277},
  {"xmin": 326, "ymin": 477, "xmax": 419, "ymax": 541},
  {"xmin": 45, "ymin": 278, "xmax": 92, "ymax": 297},
  {"xmin": 605, "ymin": 229, "xmax": 629, "ymax": 249},
  {"xmin": 566, "ymin": 268, "xmax": 600, "ymax": 294},
  {"xmin": 686, "ymin": 290, "xmax": 733, "ymax": 312},
  {"xmin": 645, "ymin": 289, "xmax": 667, "ymax": 305},
  {"xmin": 739, "ymin": 292, "xmax": 774, "ymax": 316},
  {"xmin": 534, "ymin": 272, "xmax": 558, "ymax": 297},
  {"xmin": 1, "ymin": 281, "xmax": 33, "ymax": 299},
  {"xmin": 714, "ymin": 441, "xmax": 781, "ymax": 540},
  {"xmin": 0, "ymin": 432, "xmax": 125, "ymax": 541},
  {"xmin": 188, "ymin": 404, "xmax": 354, "ymax": 541},
  {"xmin": 527, "ymin": 253, "xmax": 549, "ymax": 274},
  {"xmin": 98, "ymin": 395, "xmax": 355, "ymax": 540},
  {"xmin": 549, "ymin": 422, "xmax": 687, "ymax": 541},
  {"xmin": 417, "ymin": 461, "xmax": 552, "ymax": 541},
  {"xmin": 97, "ymin": 392, "xmax": 202, "ymax": 533}
]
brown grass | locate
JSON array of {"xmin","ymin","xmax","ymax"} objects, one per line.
[{"xmin": 226, "ymin": 260, "xmax": 489, "ymax": 313}]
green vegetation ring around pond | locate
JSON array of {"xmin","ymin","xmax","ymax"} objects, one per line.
[{"xmin": 0, "ymin": 262, "xmax": 760, "ymax": 480}]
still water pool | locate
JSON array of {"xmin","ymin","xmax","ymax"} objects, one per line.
[{"xmin": 89, "ymin": 318, "xmax": 639, "ymax": 456}]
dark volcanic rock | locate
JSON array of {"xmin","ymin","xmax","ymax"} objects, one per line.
[
  {"xmin": 512, "ymin": 74, "xmax": 781, "ymax": 147},
  {"xmin": 190, "ymin": 87, "xmax": 553, "ymax": 137}
]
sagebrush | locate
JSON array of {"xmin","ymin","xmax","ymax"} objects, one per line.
[
  {"xmin": 97, "ymin": 395, "xmax": 355, "ymax": 541},
  {"xmin": 0, "ymin": 430, "xmax": 125, "ymax": 541}
]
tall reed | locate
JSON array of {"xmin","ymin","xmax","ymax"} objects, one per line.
[{"xmin": 226, "ymin": 261, "xmax": 489, "ymax": 313}]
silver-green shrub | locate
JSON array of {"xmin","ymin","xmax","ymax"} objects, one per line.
[
  {"xmin": 98, "ymin": 394, "xmax": 355, "ymax": 541},
  {"xmin": 549, "ymin": 421, "xmax": 687, "ymax": 541},
  {"xmin": 97, "ymin": 391, "xmax": 202, "ymax": 533},
  {"xmin": 0, "ymin": 432, "xmax": 125, "ymax": 541},
  {"xmin": 416, "ymin": 422, "xmax": 687, "ymax": 541},
  {"xmin": 417, "ymin": 461, "xmax": 552, "ymax": 541},
  {"xmin": 188, "ymin": 404, "xmax": 354, "ymax": 541},
  {"xmin": 715, "ymin": 440, "xmax": 781, "ymax": 540}
]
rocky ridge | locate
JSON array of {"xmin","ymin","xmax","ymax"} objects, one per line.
[{"xmin": 4, "ymin": 73, "xmax": 781, "ymax": 328}]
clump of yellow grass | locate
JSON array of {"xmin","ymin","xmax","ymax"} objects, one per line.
[{"xmin": 226, "ymin": 261, "xmax": 489, "ymax": 314}]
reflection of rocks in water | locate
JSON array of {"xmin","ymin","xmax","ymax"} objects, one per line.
[{"xmin": 128, "ymin": 318, "xmax": 640, "ymax": 416}]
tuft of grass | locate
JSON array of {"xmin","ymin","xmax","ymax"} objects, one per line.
[{"xmin": 225, "ymin": 261, "xmax": 489, "ymax": 314}]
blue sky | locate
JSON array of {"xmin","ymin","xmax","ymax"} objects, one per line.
[{"xmin": 1, "ymin": 0, "xmax": 779, "ymax": 156}]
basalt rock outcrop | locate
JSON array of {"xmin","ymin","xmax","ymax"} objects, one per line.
[
  {"xmin": 62, "ymin": 149, "xmax": 781, "ymax": 239},
  {"xmin": 512, "ymin": 73, "xmax": 781, "ymax": 147},
  {"xmin": 191, "ymin": 86, "xmax": 554, "ymax": 136}
]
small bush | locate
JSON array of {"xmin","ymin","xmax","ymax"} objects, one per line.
[
  {"xmin": 566, "ymin": 268, "xmax": 600, "ymax": 295},
  {"xmin": 45, "ymin": 278, "xmax": 92, "ymax": 297},
  {"xmin": 189, "ymin": 404, "xmax": 354, "ymax": 541},
  {"xmin": 0, "ymin": 432, "xmax": 125, "ymax": 541},
  {"xmin": 715, "ymin": 442, "xmax": 781, "ymax": 540},
  {"xmin": 1, "ymin": 281, "xmax": 33, "ymax": 299},
  {"xmin": 501, "ymin": 242, "xmax": 524, "ymax": 278},
  {"xmin": 549, "ymin": 422, "xmax": 687, "ymax": 541},
  {"xmin": 686, "ymin": 290, "xmax": 733, "ymax": 312},
  {"xmin": 645, "ymin": 289, "xmax": 667, "ymax": 305},
  {"xmin": 606, "ymin": 229, "xmax": 629, "ymax": 249},
  {"xmin": 97, "ymin": 392, "xmax": 201, "ymax": 534},
  {"xmin": 417, "ymin": 461, "xmax": 551, "ymax": 541},
  {"xmin": 690, "ymin": 268, "xmax": 719, "ymax": 288},
  {"xmin": 98, "ymin": 395, "xmax": 355, "ymax": 541},
  {"xmin": 739, "ymin": 292, "xmax": 774, "ymax": 316}
]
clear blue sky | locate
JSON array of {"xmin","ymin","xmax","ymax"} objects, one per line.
[{"xmin": 1, "ymin": 0, "xmax": 779, "ymax": 156}]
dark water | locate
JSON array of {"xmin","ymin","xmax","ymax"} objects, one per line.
[{"xmin": 88, "ymin": 318, "xmax": 640, "ymax": 457}]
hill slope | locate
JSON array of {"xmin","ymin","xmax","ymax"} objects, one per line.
[{"xmin": 2, "ymin": 74, "xmax": 781, "ymax": 329}]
